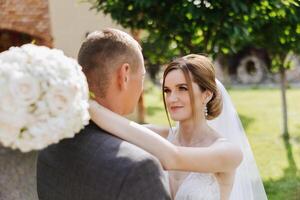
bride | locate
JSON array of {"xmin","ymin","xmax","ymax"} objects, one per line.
[{"xmin": 89, "ymin": 54, "xmax": 267, "ymax": 200}]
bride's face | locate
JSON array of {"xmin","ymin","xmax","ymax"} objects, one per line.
[{"xmin": 163, "ymin": 69, "xmax": 204, "ymax": 122}]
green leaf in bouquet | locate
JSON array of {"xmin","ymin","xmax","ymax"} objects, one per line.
[{"xmin": 89, "ymin": 91, "xmax": 96, "ymax": 99}]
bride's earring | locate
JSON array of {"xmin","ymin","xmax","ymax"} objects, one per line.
[{"xmin": 204, "ymin": 105, "xmax": 208, "ymax": 117}]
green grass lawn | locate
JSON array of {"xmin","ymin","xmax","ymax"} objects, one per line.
[{"xmin": 143, "ymin": 82, "xmax": 300, "ymax": 200}]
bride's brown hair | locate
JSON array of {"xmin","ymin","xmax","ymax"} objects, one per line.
[{"xmin": 162, "ymin": 54, "xmax": 222, "ymax": 124}]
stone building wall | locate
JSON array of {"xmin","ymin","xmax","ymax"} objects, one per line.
[{"xmin": 0, "ymin": 0, "xmax": 53, "ymax": 47}]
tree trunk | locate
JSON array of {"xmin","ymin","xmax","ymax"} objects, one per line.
[
  {"xmin": 279, "ymin": 65, "xmax": 289, "ymax": 139},
  {"xmin": 131, "ymin": 29, "xmax": 145, "ymax": 123},
  {"xmin": 137, "ymin": 92, "xmax": 145, "ymax": 123},
  {"xmin": 0, "ymin": 146, "xmax": 38, "ymax": 200}
]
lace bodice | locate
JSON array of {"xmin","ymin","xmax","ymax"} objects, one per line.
[
  {"xmin": 167, "ymin": 130, "xmax": 221, "ymax": 200},
  {"xmin": 172, "ymin": 172, "xmax": 220, "ymax": 200}
]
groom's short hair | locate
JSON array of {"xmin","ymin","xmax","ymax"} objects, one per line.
[{"xmin": 78, "ymin": 28, "xmax": 142, "ymax": 98}]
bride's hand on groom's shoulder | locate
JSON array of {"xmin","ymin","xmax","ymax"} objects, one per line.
[
  {"xmin": 88, "ymin": 99, "xmax": 98, "ymax": 109},
  {"xmin": 88, "ymin": 99, "xmax": 104, "ymax": 121}
]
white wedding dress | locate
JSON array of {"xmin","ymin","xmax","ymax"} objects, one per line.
[
  {"xmin": 171, "ymin": 172, "xmax": 220, "ymax": 200},
  {"xmin": 167, "ymin": 132, "xmax": 221, "ymax": 200},
  {"xmin": 170, "ymin": 172, "xmax": 220, "ymax": 200}
]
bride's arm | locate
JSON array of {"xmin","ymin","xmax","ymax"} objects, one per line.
[
  {"xmin": 142, "ymin": 124, "xmax": 169, "ymax": 138},
  {"xmin": 89, "ymin": 100, "xmax": 243, "ymax": 173},
  {"xmin": 89, "ymin": 100, "xmax": 177, "ymax": 169}
]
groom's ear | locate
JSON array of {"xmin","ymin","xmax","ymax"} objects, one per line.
[{"xmin": 117, "ymin": 63, "xmax": 130, "ymax": 90}]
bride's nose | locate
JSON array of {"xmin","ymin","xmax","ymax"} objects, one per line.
[{"xmin": 168, "ymin": 91, "xmax": 179, "ymax": 102}]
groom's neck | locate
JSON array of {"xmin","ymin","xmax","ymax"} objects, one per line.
[{"xmin": 95, "ymin": 96, "xmax": 124, "ymax": 116}]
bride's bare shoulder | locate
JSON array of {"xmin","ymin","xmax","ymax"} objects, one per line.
[{"xmin": 210, "ymin": 138, "xmax": 243, "ymax": 170}]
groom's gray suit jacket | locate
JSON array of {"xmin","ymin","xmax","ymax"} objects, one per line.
[{"xmin": 36, "ymin": 121, "xmax": 171, "ymax": 200}]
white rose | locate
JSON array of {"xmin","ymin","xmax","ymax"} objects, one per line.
[
  {"xmin": 15, "ymin": 131, "xmax": 35, "ymax": 152},
  {"xmin": 9, "ymin": 71, "xmax": 41, "ymax": 106},
  {"xmin": 74, "ymin": 101, "xmax": 90, "ymax": 128},
  {"xmin": 40, "ymin": 117, "xmax": 67, "ymax": 143},
  {"xmin": 0, "ymin": 113, "xmax": 28, "ymax": 131},
  {"xmin": 28, "ymin": 120, "xmax": 50, "ymax": 138},
  {"xmin": 33, "ymin": 101, "xmax": 50, "ymax": 121},
  {"xmin": 46, "ymin": 84, "xmax": 76, "ymax": 116},
  {"xmin": 0, "ymin": 97, "xmax": 16, "ymax": 115},
  {"xmin": 0, "ymin": 121, "xmax": 20, "ymax": 147},
  {"xmin": 44, "ymin": 57, "xmax": 74, "ymax": 80},
  {"xmin": 28, "ymin": 126, "xmax": 46, "ymax": 138},
  {"xmin": 0, "ymin": 87, "xmax": 13, "ymax": 111},
  {"xmin": 22, "ymin": 44, "xmax": 50, "ymax": 61},
  {"xmin": 0, "ymin": 62, "xmax": 21, "ymax": 77},
  {"xmin": 0, "ymin": 93, "xmax": 28, "ymax": 129},
  {"xmin": 0, "ymin": 47, "xmax": 27, "ymax": 64}
]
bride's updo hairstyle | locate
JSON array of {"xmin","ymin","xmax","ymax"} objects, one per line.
[{"xmin": 162, "ymin": 54, "xmax": 222, "ymax": 121}]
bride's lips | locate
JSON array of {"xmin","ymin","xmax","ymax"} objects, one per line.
[{"xmin": 169, "ymin": 105, "xmax": 184, "ymax": 112}]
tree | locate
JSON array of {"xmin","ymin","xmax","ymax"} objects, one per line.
[
  {"xmin": 249, "ymin": 0, "xmax": 300, "ymax": 138},
  {"xmin": 87, "ymin": 0, "xmax": 257, "ymax": 63},
  {"xmin": 131, "ymin": 29, "xmax": 146, "ymax": 123}
]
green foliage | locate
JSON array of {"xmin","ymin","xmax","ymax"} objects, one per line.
[
  {"xmin": 86, "ymin": 0, "xmax": 260, "ymax": 64},
  {"xmin": 89, "ymin": 91, "xmax": 96, "ymax": 99},
  {"xmin": 249, "ymin": 0, "xmax": 300, "ymax": 71},
  {"xmin": 86, "ymin": 0, "xmax": 300, "ymax": 73}
]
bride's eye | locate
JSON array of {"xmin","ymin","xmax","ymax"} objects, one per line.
[
  {"xmin": 163, "ymin": 88, "xmax": 171, "ymax": 94},
  {"xmin": 179, "ymin": 86, "xmax": 188, "ymax": 91}
]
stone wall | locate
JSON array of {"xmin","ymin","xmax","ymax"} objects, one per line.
[
  {"xmin": 0, "ymin": 146, "xmax": 38, "ymax": 200},
  {"xmin": 0, "ymin": 0, "xmax": 52, "ymax": 46}
]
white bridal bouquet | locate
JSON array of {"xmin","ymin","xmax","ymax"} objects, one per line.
[{"xmin": 0, "ymin": 44, "xmax": 90, "ymax": 152}]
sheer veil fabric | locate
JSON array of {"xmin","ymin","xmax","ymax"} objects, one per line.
[{"xmin": 207, "ymin": 80, "xmax": 268, "ymax": 200}]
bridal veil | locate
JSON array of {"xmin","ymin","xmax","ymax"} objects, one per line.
[{"xmin": 207, "ymin": 80, "xmax": 268, "ymax": 200}]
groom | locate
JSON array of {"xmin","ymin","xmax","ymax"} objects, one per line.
[{"xmin": 36, "ymin": 29, "xmax": 171, "ymax": 200}]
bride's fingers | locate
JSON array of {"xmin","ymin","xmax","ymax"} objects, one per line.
[
  {"xmin": 89, "ymin": 99, "xmax": 100, "ymax": 109},
  {"xmin": 88, "ymin": 99, "xmax": 97, "ymax": 105},
  {"xmin": 88, "ymin": 100, "xmax": 106, "ymax": 118}
]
